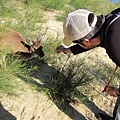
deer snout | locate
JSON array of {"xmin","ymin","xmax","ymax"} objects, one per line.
[{"xmin": 35, "ymin": 46, "xmax": 44, "ymax": 57}]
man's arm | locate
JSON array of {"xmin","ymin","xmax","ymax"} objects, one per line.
[
  {"xmin": 70, "ymin": 44, "xmax": 91, "ymax": 55},
  {"xmin": 55, "ymin": 44, "xmax": 91, "ymax": 54}
]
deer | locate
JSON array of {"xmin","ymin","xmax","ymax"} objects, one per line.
[{"xmin": 0, "ymin": 28, "xmax": 44, "ymax": 65}]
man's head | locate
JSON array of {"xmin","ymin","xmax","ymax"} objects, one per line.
[{"xmin": 63, "ymin": 9, "xmax": 104, "ymax": 47}]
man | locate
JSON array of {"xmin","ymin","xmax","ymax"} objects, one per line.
[
  {"xmin": 55, "ymin": 8, "xmax": 120, "ymax": 65},
  {"xmin": 55, "ymin": 8, "xmax": 120, "ymax": 120}
]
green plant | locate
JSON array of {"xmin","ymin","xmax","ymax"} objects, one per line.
[
  {"xmin": 39, "ymin": 54, "xmax": 94, "ymax": 105},
  {"xmin": 0, "ymin": 0, "xmax": 119, "ymax": 108},
  {"xmin": 0, "ymin": 52, "xmax": 38, "ymax": 95},
  {"xmin": 56, "ymin": 0, "xmax": 120, "ymax": 22},
  {"xmin": 0, "ymin": 0, "xmax": 46, "ymax": 41},
  {"xmin": 40, "ymin": 0, "xmax": 68, "ymax": 10},
  {"xmin": 42, "ymin": 34, "xmax": 62, "ymax": 63}
]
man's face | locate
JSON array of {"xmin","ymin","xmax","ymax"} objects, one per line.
[{"xmin": 73, "ymin": 37, "xmax": 101, "ymax": 49}]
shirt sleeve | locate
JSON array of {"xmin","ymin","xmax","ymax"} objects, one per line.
[{"xmin": 70, "ymin": 44, "xmax": 91, "ymax": 55}]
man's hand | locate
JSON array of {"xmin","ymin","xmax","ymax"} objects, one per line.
[
  {"xmin": 106, "ymin": 86, "xmax": 118, "ymax": 97},
  {"xmin": 55, "ymin": 45, "xmax": 65, "ymax": 53},
  {"xmin": 102, "ymin": 86, "xmax": 119, "ymax": 97}
]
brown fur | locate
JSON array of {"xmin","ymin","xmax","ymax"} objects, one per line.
[{"xmin": 0, "ymin": 28, "xmax": 44, "ymax": 59}]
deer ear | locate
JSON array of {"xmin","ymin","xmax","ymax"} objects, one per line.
[{"xmin": 37, "ymin": 34, "xmax": 42, "ymax": 42}]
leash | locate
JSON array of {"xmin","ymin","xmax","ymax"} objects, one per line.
[{"xmin": 102, "ymin": 65, "xmax": 118, "ymax": 96}]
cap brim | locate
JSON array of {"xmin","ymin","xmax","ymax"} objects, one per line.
[
  {"xmin": 63, "ymin": 37, "xmax": 72, "ymax": 46},
  {"xmin": 63, "ymin": 19, "xmax": 72, "ymax": 46}
]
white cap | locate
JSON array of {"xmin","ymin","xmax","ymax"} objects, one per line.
[{"xmin": 63, "ymin": 9, "xmax": 97, "ymax": 46}]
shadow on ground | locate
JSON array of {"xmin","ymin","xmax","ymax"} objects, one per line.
[
  {"xmin": 0, "ymin": 102, "xmax": 17, "ymax": 120},
  {"xmin": 17, "ymin": 58, "xmax": 109, "ymax": 120}
]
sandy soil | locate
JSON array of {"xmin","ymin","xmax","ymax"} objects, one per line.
[{"xmin": 0, "ymin": 10, "xmax": 118, "ymax": 120}]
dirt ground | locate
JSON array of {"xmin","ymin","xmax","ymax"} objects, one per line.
[{"xmin": 0, "ymin": 10, "xmax": 118, "ymax": 120}]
